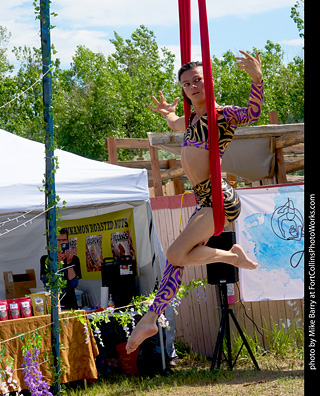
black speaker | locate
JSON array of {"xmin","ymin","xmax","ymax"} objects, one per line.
[{"xmin": 206, "ymin": 231, "xmax": 239, "ymax": 285}]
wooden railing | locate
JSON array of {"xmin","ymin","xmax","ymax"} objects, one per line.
[{"xmin": 106, "ymin": 112, "xmax": 304, "ymax": 195}]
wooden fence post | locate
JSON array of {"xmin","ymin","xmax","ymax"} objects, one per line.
[
  {"xmin": 168, "ymin": 158, "xmax": 185, "ymax": 195},
  {"xmin": 269, "ymin": 111, "xmax": 287, "ymax": 184},
  {"xmin": 226, "ymin": 174, "xmax": 237, "ymax": 189},
  {"xmin": 149, "ymin": 144, "xmax": 163, "ymax": 196},
  {"xmin": 106, "ymin": 137, "xmax": 118, "ymax": 165}
]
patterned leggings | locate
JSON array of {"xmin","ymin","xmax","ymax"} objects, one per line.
[{"xmin": 149, "ymin": 178, "xmax": 241, "ymax": 315}]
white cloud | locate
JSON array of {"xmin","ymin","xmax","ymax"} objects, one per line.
[
  {"xmin": 280, "ymin": 38, "xmax": 304, "ymax": 46},
  {"xmin": 52, "ymin": 0, "xmax": 179, "ymax": 27},
  {"xmin": 51, "ymin": 0, "xmax": 295, "ymax": 27},
  {"xmin": 1, "ymin": 0, "xmax": 300, "ymax": 69},
  {"xmin": 205, "ymin": 0, "xmax": 295, "ymax": 20},
  {"xmin": 51, "ymin": 28, "xmax": 112, "ymax": 67}
]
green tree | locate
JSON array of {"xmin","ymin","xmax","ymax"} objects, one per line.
[
  {"xmin": 212, "ymin": 41, "xmax": 304, "ymax": 124},
  {"xmin": 0, "ymin": 26, "xmax": 12, "ymax": 74},
  {"xmin": 0, "ymin": 26, "xmax": 16, "ymax": 131},
  {"xmin": 0, "ymin": 39, "xmax": 61, "ymax": 140},
  {"xmin": 291, "ymin": 0, "xmax": 304, "ymax": 40},
  {"xmin": 1, "ymin": 21, "xmax": 304, "ymax": 161},
  {"xmin": 53, "ymin": 46, "xmax": 112, "ymax": 161},
  {"xmin": 53, "ymin": 26, "xmax": 178, "ymax": 161}
]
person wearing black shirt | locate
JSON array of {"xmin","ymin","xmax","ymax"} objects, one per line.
[{"xmin": 40, "ymin": 228, "xmax": 82, "ymax": 310}]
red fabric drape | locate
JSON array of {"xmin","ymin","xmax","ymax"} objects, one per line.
[
  {"xmin": 198, "ymin": 0, "xmax": 224, "ymax": 236},
  {"xmin": 178, "ymin": 0, "xmax": 191, "ymax": 129},
  {"xmin": 178, "ymin": 0, "xmax": 224, "ymax": 236}
]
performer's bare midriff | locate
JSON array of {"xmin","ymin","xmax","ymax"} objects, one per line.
[{"xmin": 126, "ymin": 51, "xmax": 263, "ymax": 354}]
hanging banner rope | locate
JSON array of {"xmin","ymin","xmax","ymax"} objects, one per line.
[{"xmin": 178, "ymin": 0, "xmax": 225, "ymax": 236}]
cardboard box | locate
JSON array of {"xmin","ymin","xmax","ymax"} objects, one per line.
[{"xmin": 3, "ymin": 269, "xmax": 36, "ymax": 299}]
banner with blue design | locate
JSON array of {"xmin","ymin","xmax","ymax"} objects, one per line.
[{"xmin": 235, "ymin": 184, "xmax": 304, "ymax": 301}]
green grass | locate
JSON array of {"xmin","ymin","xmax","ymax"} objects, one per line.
[{"xmin": 64, "ymin": 325, "xmax": 304, "ymax": 396}]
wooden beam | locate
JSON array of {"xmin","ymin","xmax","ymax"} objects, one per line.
[
  {"xmin": 285, "ymin": 159, "xmax": 304, "ymax": 174},
  {"xmin": 283, "ymin": 143, "xmax": 304, "ymax": 154},
  {"xmin": 226, "ymin": 174, "xmax": 237, "ymax": 189},
  {"xmin": 269, "ymin": 111, "xmax": 287, "ymax": 184},
  {"xmin": 233, "ymin": 123, "xmax": 304, "ymax": 138},
  {"xmin": 147, "ymin": 124, "xmax": 305, "ymax": 149},
  {"xmin": 106, "ymin": 137, "xmax": 118, "ymax": 165},
  {"xmin": 160, "ymin": 165, "xmax": 185, "ymax": 180},
  {"xmin": 113, "ymin": 138, "xmax": 150, "ymax": 150},
  {"xmin": 149, "ymin": 143, "xmax": 163, "ymax": 196},
  {"xmin": 147, "ymin": 131, "xmax": 184, "ymax": 146},
  {"xmin": 275, "ymin": 132, "xmax": 304, "ymax": 150},
  {"xmin": 168, "ymin": 158, "xmax": 185, "ymax": 195},
  {"xmin": 284, "ymin": 154, "xmax": 304, "ymax": 164},
  {"xmin": 115, "ymin": 159, "xmax": 181, "ymax": 170}
]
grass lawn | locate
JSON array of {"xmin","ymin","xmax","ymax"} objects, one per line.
[{"xmin": 65, "ymin": 345, "xmax": 304, "ymax": 396}]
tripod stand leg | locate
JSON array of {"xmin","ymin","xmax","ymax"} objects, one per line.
[
  {"xmin": 211, "ymin": 309, "xmax": 227, "ymax": 371},
  {"xmin": 225, "ymin": 311, "xmax": 233, "ymax": 368},
  {"xmin": 229, "ymin": 310, "xmax": 260, "ymax": 370}
]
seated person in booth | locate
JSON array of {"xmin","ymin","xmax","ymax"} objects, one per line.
[{"xmin": 40, "ymin": 228, "xmax": 82, "ymax": 310}]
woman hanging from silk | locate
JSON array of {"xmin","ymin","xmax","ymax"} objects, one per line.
[{"xmin": 126, "ymin": 50, "xmax": 263, "ymax": 354}]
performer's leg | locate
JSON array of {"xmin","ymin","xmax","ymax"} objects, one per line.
[
  {"xmin": 126, "ymin": 207, "xmax": 198, "ymax": 354},
  {"xmin": 147, "ymin": 205, "xmax": 200, "ymax": 316},
  {"xmin": 126, "ymin": 185, "xmax": 257, "ymax": 354},
  {"xmin": 149, "ymin": 260, "xmax": 184, "ymax": 315},
  {"xmin": 166, "ymin": 207, "xmax": 257, "ymax": 269},
  {"xmin": 125, "ymin": 260, "xmax": 183, "ymax": 354}
]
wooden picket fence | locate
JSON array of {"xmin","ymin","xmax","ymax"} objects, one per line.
[{"xmin": 150, "ymin": 194, "xmax": 304, "ymax": 358}]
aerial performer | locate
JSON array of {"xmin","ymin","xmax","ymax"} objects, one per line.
[{"xmin": 126, "ymin": 0, "xmax": 264, "ymax": 354}]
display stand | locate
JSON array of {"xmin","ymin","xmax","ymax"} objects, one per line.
[{"xmin": 211, "ymin": 281, "xmax": 260, "ymax": 371}]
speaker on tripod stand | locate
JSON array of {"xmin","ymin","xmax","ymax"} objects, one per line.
[{"xmin": 206, "ymin": 231, "xmax": 260, "ymax": 371}]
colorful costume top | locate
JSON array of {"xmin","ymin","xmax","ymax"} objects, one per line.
[{"xmin": 182, "ymin": 81, "xmax": 264, "ymax": 158}]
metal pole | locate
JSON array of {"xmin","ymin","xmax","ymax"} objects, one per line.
[{"xmin": 39, "ymin": 1, "xmax": 60, "ymax": 394}]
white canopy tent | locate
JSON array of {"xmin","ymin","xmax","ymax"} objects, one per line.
[{"xmin": 0, "ymin": 129, "xmax": 159, "ymax": 301}]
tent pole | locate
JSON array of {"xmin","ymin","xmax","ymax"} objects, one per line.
[
  {"xmin": 40, "ymin": 1, "xmax": 60, "ymax": 394},
  {"xmin": 146, "ymin": 201, "xmax": 166, "ymax": 371}
]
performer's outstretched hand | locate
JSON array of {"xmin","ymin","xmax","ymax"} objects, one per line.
[
  {"xmin": 235, "ymin": 50, "xmax": 263, "ymax": 84},
  {"xmin": 148, "ymin": 91, "xmax": 180, "ymax": 117}
]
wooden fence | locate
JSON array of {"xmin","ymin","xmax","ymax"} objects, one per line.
[
  {"xmin": 106, "ymin": 115, "xmax": 304, "ymax": 196},
  {"xmin": 150, "ymin": 194, "xmax": 304, "ymax": 358}
]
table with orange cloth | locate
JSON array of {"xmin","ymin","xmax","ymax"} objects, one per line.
[{"xmin": 0, "ymin": 310, "xmax": 99, "ymax": 390}]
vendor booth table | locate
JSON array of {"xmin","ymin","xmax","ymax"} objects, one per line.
[{"xmin": 0, "ymin": 311, "xmax": 98, "ymax": 390}]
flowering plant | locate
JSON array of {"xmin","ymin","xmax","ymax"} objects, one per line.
[
  {"xmin": 21, "ymin": 332, "xmax": 53, "ymax": 396},
  {"xmin": 72, "ymin": 278, "xmax": 208, "ymax": 347},
  {"xmin": 0, "ymin": 362, "xmax": 20, "ymax": 395},
  {"xmin": 22, "ymin": 348, "xmax": 53, "ymax": 396}
]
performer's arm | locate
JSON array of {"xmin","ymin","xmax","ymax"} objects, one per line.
[
  {"xmin": 223, "ymin": 81, "xmax": 264, "ymax": 126},
  {"xmin": 165, "ymin": 112, "xmax": 185, "ymax": 131},
  {"xmin": 148, "ymin": 91, "xmax": 185, "ymax": 131},
  {"xmin": 223, "ymin": 50, "xmax": 264, "ymax": 126}
]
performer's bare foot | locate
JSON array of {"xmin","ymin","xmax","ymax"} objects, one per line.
[
  {"xmin": 230, "ymin": 244, "xmax": 258, "ymax": 270},
  {"xmin": 126, "ymin": 311, "xmax": 158, "ymax": 354}
]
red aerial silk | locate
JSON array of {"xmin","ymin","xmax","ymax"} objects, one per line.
[
  {"xmin": 178, "ymin": 0, "xmax": 191, "ymax": 129},
  {"xmin": 178, "ymin": 0, "xmax": 224, "ymax": 236}
]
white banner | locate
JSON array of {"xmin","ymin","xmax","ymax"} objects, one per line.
[{"xmin": 235, "ymin": 184, "xmax": 304, "ymax": 302}]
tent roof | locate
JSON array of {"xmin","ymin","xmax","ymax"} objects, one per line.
[{"xmin": 0, "ymin": 129, "xmax": 149, "ymax": 214}]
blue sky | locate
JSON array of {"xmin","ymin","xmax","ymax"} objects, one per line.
[{"xmin": 1, "ymin": 1, "xmax": 304, "ymax": 72}]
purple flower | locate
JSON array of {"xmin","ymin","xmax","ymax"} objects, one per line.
[
  {"xmin": 93, "ymin": 328, "xmax": 104, "ymax": 347},
  {"xmin": 22, "ymin": 347, "xmax": 53, "ymax": 396}
]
